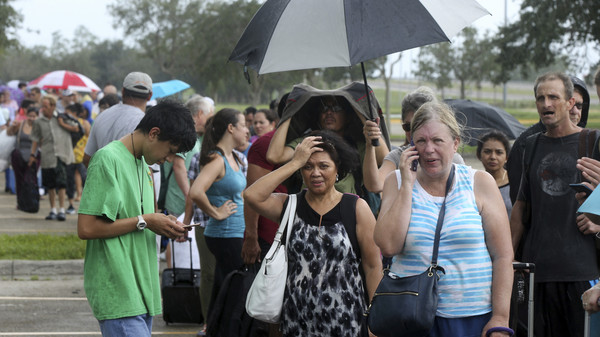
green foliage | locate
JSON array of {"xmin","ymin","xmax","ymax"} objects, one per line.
[
  {"xmin": 0, "ymin": 234, "xmax": 86, "ymax": 260},
  {"xmin": 0, "ymin": 0, "xmax": 21, "ymax": 53},
  {"xmin": 494, "ymin": 0, "xmax": 600, "ymax": 77}
]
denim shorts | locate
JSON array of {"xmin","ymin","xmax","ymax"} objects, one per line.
[{"xmin": 98, "ymin": 313, "xmax": 153, "ymax": 337}]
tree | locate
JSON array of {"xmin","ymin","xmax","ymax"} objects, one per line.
[
  {"xmin": 415, "ymin": 42, "xmax": 453, "ymax": 97},
  {"xmin": 109, "ymin": 0, "xmax": 202, "ymax": 78},
  {"xmin": 494, "ymin": 0, "xmax": 600, "ymax": 76},
  {"xmin": 0, "ymin": 0, "xmax": 22, "ymax": 53},
  {"xmin": 372, "ymin": 54, "xmax": 402, "ymax": 126}
]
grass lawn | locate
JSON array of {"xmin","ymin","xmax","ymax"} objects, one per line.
[{"xmin": 0, "ymin": 234, "xmax": 86, "ymax": 260}]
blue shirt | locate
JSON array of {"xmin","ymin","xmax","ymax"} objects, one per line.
[{"xmin": 203, "ymin": 152, "xmax": 246, "ymax": 238}]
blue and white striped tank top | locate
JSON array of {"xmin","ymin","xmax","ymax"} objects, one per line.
[{"xmin": 390, "ymin": 164, "xmax": 492, "ymax": 318}]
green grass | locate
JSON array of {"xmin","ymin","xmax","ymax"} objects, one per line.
[{"xmin": 0, "ymin": 234, "xmax": 86, "ymax": 260}]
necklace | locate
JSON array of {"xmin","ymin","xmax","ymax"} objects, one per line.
[{"xmin": 131, "ymin": 133, "xmax": 144, "ymax": 214}]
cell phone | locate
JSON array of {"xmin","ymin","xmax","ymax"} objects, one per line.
[
  {"xmin": 409, "ymin": 140, "xmax": 418, "ymax": 171},
  {"xmin": 569, "ymin": 183, "xmax": 593, "ymax": 196},
  {"xmin": 182, "ymin": 223, "xmax": 202, "ymax": 228}
]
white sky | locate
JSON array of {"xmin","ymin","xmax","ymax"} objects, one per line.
[{"xmin": 16, "ymin": 0, "xmax": 591, "ymax": 79}]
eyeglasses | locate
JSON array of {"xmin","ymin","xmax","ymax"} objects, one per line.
[
  {"xmin": 574, "ymin": 102, "xmax": 584, "ymax": 110},
  {"xmin": 321, "ymin": 104, "xmax": 344, "ymax": 113},
  {"xmin": 402, "ymin": 122, "xmax": 411, "ymax": 132}
]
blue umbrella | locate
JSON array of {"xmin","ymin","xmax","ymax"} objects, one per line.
[{"xmin": 151, "ymin": 80, "xmax": 190, "ymax": 99}]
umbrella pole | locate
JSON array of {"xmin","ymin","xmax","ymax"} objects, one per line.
[{"xmin": 361, "ymin": 62, "xmax": 379, "ymax": 147}]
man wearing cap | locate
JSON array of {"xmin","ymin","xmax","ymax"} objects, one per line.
[
  {"xmin": 56, "ymin": 89, "xmax": 76, "ymax": 113},
  {"xmin": 83, "ymin": 72, "xmax": 153, "ymax": 167}
]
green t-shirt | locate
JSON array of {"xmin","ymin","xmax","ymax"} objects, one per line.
[
  {"xmin": 287, "ymin": 137, "xmax": 366, "ymax": 194},
  {"xmin": 79, "ymin": 140, "xmax": 160, "ymax": 320},
  {"xmin": 164, "ymin": 137, "xmax": 202, "ymax": 216}
]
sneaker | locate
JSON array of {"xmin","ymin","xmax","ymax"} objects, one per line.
[
  {"xmin": 56, "ymin": 212, "xmax": 66, "ymax": 221},
  {"xmin": 45, "ymin": 212, "xmax": 57, "ymax": 220},
  {"xmin": 66, "ymin": 205, "xmax": 76, "ymax": 214}
]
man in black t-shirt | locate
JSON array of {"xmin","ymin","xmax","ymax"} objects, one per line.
[{"xmin": 510, "ymin": 72, "xmax": 600, "ymax": 337}]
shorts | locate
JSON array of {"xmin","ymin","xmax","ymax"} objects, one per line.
[{"xmin": 42, "ymin": 158, "xmax": 67, "ymax": 190}]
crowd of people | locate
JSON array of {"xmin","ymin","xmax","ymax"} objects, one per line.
[{"xmin": 2, "ymin": 68, "xmax": 600, "ymax": 337}]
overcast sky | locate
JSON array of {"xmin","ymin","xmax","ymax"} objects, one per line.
[{"xmin": 12, "ymin": 0, "xmax": 532, "ymax": 78}]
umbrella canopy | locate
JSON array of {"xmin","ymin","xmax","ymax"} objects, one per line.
[
  {"xmin": 152, "ymin": 80, "xmax": 190, "ymax": 99},
  {"xmin": 445, "ymin": 99, "xmax": 526, "ymax": 146},
  {"xmin": 229, "ymin": 0, "xmax": 489, "ymax": 74},
  {"xmin": 28, "ymin": 70, "xmax": 100, "ymax": 92},
  {"xmin": 280, "ymin": 82, "xmax": 391, "ymax": 150},
  {"xmin": 7, "ymin": 80, "xmax": 21, "ymax": 89}
]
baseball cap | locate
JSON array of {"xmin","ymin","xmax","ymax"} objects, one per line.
[
  {"xmin": 62, "ymin": 89, "xmax": 75, "ymax": 96},
  {"xmin": 123, "ymin": 72, "xmax": 152, "ymax": 95}
]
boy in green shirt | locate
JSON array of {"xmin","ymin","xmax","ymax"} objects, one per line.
[{"xmin": 77, "ymin": 100, "xmax": 197, "ymax": 336}]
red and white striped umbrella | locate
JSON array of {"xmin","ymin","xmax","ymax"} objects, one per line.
[{"xmin": 28, "ymin": 70, "xmax": 101, "ymax": 92}]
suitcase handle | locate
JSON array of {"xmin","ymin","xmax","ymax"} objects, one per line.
[
  {"xmin": 170, "ymin": 237, "xmax": 194, "ymax": 285},
  {"xmin": 512, "ymin": 262, "xmax": 535, "ymax": 272}
]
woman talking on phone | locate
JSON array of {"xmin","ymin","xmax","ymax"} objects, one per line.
[{"xmin": 374, "ymin": 102, "xmax": 514, "ymax": 336}]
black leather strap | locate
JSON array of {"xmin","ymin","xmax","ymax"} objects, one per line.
[{"xmin": 431, "ymin": 165, "xmax": 455, "ymax": 267}]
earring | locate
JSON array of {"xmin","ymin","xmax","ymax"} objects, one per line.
[{"xmin": 335, "ymin": 174, "xmax": 339, "ymax": 182}]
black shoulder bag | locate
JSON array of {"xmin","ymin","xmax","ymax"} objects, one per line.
[{"xmin": 366, "ymin": 165, "xmax": 455, "ymax": 337}]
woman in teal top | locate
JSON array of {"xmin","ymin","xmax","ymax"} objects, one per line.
[{"xmin": 189, "ymin": 108, "xmax": 249, "ymax": 316}]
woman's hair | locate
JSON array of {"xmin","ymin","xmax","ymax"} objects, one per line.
[
  {"xmin": 255, "ymin": 108, "xmax": 278, "ymax": 124},
  {"xmin": 410, "ymin": 102, "xmax": 462, "ymax": 143},
  {"xmin": 401, "ymin": 86, "xmax": 437, "ymax": 121},
  {"xmin": 307, "ymin": 129, "xmax": 360, "ymax": 179},
  {"xmin": 199, "ymin": 108, "xmax": 243, "ymax": 166},
  {"xmin": 476, "ymin": 130, "xmax": 511, "ymax": 159}
]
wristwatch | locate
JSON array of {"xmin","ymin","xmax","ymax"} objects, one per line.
[{"xmin": 136, "ymin": 215, "xmax": 147, "ymax": 231}]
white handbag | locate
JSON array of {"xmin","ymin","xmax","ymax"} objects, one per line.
[{"xmin": 245, "ymin": 194, "xmax": 297, "ymax": 323}]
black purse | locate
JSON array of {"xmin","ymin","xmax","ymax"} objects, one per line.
[{"xmin": 366, "ymin": 166, "xmax": 454, "ymax": 337}]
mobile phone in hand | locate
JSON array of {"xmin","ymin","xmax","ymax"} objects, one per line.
[
  {"xmin": 182, "ymin": 223, "xmax": 202, "ymax": 228},
  {"xmin": 569, "ymin": 183, "xmax": 593, "ymax": 196},
  {"xmin": 409, "ymin": 140, "xmax": 418, "ymax": 171}
]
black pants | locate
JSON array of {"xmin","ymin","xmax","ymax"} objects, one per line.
[
  {"xmin": 532, "ymin": 281, "xmax": 592, "ymax": 337},
  {"xmin": 66, "ymin": 163, "xmax": 86, "ymax": 199},
  {"xmin": 204, "ymin": 236, "xmax": 243, "ymax": 313}
]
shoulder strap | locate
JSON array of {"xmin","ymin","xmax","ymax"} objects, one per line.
[
  {"xmin": 577, "ymin": 129, "xmax": 599, "ymax": 182},
  {"xmin": 523, "ymin": 132, "xmax": 541, "ymax": 176},
  {"xmin": 430, "ymin": 165, "xmax": 455, "ymax": 268},
  {"xmin": 340, "ymin": 193, "xmax": 360, "ymax": 259}
]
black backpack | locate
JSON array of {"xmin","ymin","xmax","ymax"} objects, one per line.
[
  {"xmin": 206, "ymin": 265, "xmax": 268, "ymax": 337},
  {"xmin": 59, "ymin": 113, "xmax": 84, "ymax": 147}
]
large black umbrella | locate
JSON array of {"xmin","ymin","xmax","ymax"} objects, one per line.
[
  {"xmin": 229, "ymin": 0, "xmax": 489, "ymax": 145},
  {"xmin": 445, "ymin": 99, "xmax": 526, "ymax": 146}
]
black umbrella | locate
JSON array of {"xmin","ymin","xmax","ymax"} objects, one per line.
[
  {"xmin": 445, "ymin": 99, "xmax": 526, "ymax": 146},
  {"xmin": 229, "ymin": 0, "xmax": 490, "ymax": 145}
]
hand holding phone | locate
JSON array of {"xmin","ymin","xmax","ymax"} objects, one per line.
[
  {"xmin": 569, "ymin": 183, "xmax": 593, "ymax": 196},
  {"xmin": 409, "ymin": 140, "xmax": 418, "ymax": 171}
]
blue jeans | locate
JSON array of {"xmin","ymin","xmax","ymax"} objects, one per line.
[{"xmin": 98, "ymin": 313, "xmax": 153, "ymax": 337}]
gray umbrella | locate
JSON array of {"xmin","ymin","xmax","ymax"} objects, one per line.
[
  {"xmin": 444, "ymin": 99, "xmax": 526, "ymax": 146},
  {"xmin": 229, "ymin": 0, "xmax": 489, "ymax": 145}
]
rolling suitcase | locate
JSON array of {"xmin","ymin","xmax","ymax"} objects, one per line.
[
  {"xmin": 161, "ymin": 237, "xmax": 203, "ymax": 325},
  {"xmin": 510, "ymin": 262, "xmax": 535, "ymax": 337}
]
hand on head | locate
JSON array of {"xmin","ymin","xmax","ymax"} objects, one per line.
[{"xmin": 292, "ymin": 136, "xmax": 323, "ymax": 166}]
